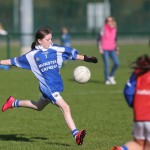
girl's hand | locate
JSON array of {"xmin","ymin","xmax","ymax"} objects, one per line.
[
  {"xmin": 116, "ymin": 47, "xmax": 120, "ymax": 54},
  {"xmin": 84, "ymin": 55, "xmax": 98, "ymax": 63},
  {"xmin": 0, "ymin": 59, "xmax": 12, "ymax": 65},
  {"xmin": 99, "ymin": 49, "xmax": 104, "ymax": 54}
]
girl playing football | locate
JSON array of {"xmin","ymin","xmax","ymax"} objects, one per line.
[{"xmin": 0, "ymin": 26, "xmax": 98, "ymax": 145}]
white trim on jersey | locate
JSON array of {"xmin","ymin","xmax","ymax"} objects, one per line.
[
  {"xmin": 25, "ymin": 50, "xmax": 52, "ymax": 95},
  {"xmin": 10, "ymin": 43, "xmax": 78, "ymax": 100},
  {"xmin": 14, "ymin": 57, "xmax": 21, "ymax": 68}
]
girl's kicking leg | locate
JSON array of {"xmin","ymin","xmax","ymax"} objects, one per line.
[
  {"xmin": 55, "ymin": 98, "xmax": 86, "ymax": 145},
  {"xmin": 1, "ymin": 96, "xmax": 86, "ymax": 145},
  {"xmin": 1, "ymin": 96, "xmax": 50, "ymax": 112}
]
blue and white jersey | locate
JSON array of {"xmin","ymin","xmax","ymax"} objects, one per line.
[{"xmin": 11, "ymin": 43, "xmax": 78, "ymax": 98}]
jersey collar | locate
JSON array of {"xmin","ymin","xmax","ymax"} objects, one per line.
[{"xmin": 35, "ymin": 43, "xmax": 53, "ymax": 51}]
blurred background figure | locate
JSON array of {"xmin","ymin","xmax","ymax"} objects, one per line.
[
  {"xmin": 112, "ymin": 54, "xmax": 150, "ymax": 150},
  {"xmin": 0, "ymin": 23, "xmax": 10, "ymax": 70},
  {"xmin": 97, "ymin": 16, "xmax": 119, "ymax": 85},
  {"xmin": 60, "ymin": 27, "xmax": 71, "ymax": 47},
  {"xmin": 0, "ymin": 23, "xmax": 7, "ymax": 35}
]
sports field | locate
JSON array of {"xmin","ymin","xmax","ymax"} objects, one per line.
[{"xmin": 0, "ymin": 42, "xmax": 149, "ymax": 150}]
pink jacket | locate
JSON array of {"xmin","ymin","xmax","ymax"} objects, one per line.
[{"xmin": 100, "ymin": 24, "xmax": 117, "ymax": 50}]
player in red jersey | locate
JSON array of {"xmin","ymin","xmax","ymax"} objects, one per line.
[{"xmin": 112, "ymin": 54, "xmax": 150, "ymax": 150}]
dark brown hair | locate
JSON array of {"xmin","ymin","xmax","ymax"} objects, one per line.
[
  {"xmin": 31, "ymin": 26, "xmax": 52, "ymax": 49},
  {"xmin": 131, "ymin": 54, "xmax": 150, "ymax": 76}
]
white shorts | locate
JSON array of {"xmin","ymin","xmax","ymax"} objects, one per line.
[
  {"xmin": 40, "ymin": 92, "xmax": 62, "ymax": 103},
  {"xmin": 133, "ymin": 122, "xmax": 150, "ymax": 141}
]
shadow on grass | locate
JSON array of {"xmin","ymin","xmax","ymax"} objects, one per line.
[
  {"xmin": 0, "ymin": 134, "xmax": 71, "ymax": 147},
  {"xmin": 68, "ymin": 78, "xmax": 102, "ymax": 84},
  {"xmin": 0, "ymin": 134, "xmax": 31, "ymax": 142},
  {"xmin": 31, "ymin": 136, "xmax": 48, "ymax": 140},
  {"xmin": 0, "ymin": 134, "xmax": 49, "ymax": 142},
  {"xmin": 45, "ymin": 141, "xmax": 71, "ymax": 147}
]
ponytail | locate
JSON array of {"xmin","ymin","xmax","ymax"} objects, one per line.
[
  {"xmin": 31, "ymin": 26, "xmax": 52, "ymax": 49},
  {"xmin": 31, "ymin": 41, "xmax": 36, "ymax": 49}
]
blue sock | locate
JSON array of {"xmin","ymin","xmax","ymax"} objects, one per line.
[
  {"xmin": 121, "ymin": 145, "xmax": 128, "ymax": 150},
  {"xmin": 13, "ymin": 100, "xmax": 20, "ymax": 108},
  {"xmin": 71, "ymin": 129, "xmax": 79, "ymax": 138}
]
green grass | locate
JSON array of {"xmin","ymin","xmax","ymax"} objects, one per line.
[{"xmin": 0, "ymin": 43, "xmax": 149, "ymax": 150}]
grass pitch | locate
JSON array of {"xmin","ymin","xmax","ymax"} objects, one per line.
[{"xmin": 0, "ymin": 42, "xmax": 149, "ymax": 150}]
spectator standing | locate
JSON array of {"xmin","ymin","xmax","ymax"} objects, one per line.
[
  {"xmin": 97, "ymin": 16, "xmax": 119, "ymax": 85},
  {"xmin": 60, "ymin": 27, "xmax": 71, "ymax": 47}
]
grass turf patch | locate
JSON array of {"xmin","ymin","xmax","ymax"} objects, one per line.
[{"xmin": 0, "ymin": 43, "xmax": 149, "ymax": 149}]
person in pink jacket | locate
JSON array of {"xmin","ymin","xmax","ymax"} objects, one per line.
[{"xmin": 97, "ymin": 16, "xmax": 119, "ymax": 85}]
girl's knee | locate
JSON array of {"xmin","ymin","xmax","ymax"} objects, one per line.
[
  {"xmin": 37, "ymin": 106, "xmax": 44, "ymax": 111},
  {"xmin": 35, "ymin": 100, "xmax": 49, "ymax": 111},
  {"xmin": 62, "ymin": 103, "xmax": 70, "ymax": 113},
  {"xmin": 56, "ymin": 99, "xmax": 71, "ymax": 113},
  {"xmin": 65, "ymin": 104, "xmax": 70, "ymax": 112},
  {"xmin": 36, "ymin": 104, "xmax": 46, "ymax": 111}
]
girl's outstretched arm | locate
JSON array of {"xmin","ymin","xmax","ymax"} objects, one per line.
[
  {"xmin": 76, "ymin": 54, "xmax": 84, "ymax": 61},
  {"xmin": 76, "ymin": 54, "xmax": 98, "ymax": 63},
  {"xmin": 0, "ymin": 59, "xmax": 12, "ymax": 65}
]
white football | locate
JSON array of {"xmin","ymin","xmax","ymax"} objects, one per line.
[{"xmin": 73, "ymin": 66, "xmax": 91, "ymax": 83}]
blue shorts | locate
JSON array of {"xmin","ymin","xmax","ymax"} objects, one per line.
[{"xmin": 41, "ymin": 92, "xmax": 62, "ymax": 104}]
